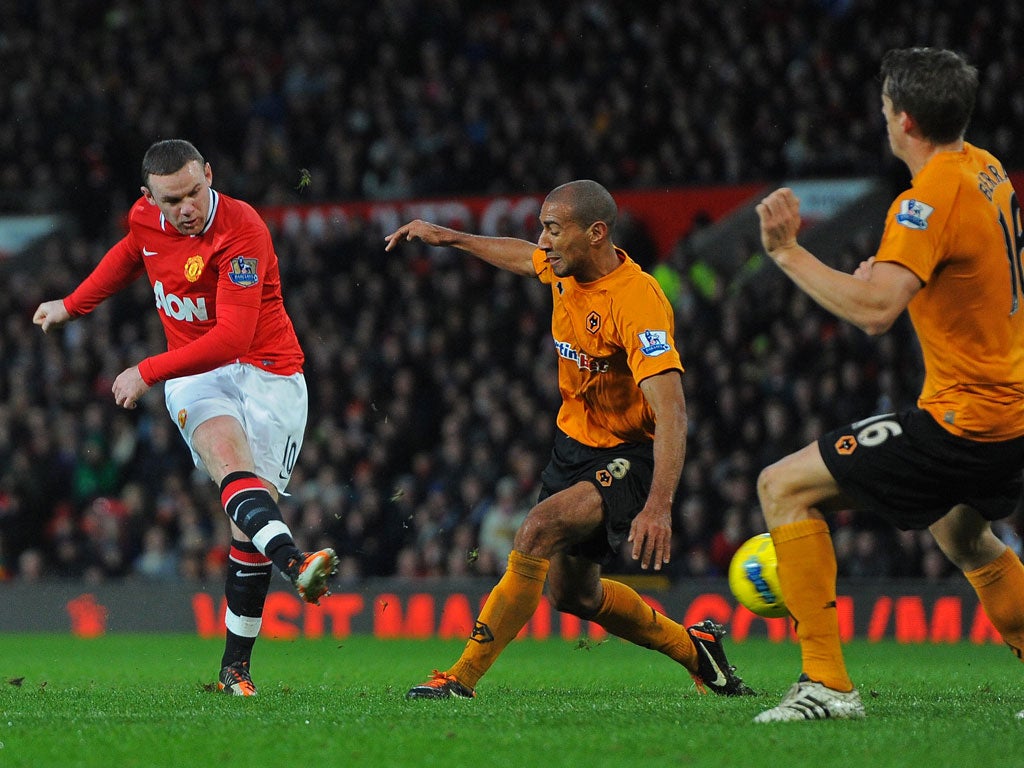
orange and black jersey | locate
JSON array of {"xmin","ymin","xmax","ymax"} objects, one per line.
[
  {"xmin": 531, "ymin": 247, "xmax": 683, "ymax": 448},
  {"xmin": 874, "ymin": 143, "xmax": 1024, "ymax": 440}
]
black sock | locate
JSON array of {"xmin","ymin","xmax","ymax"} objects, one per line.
[
  {"xmin": 221, "ymin": 539, "xmax": 273, "ymax": 668},
  {"xmin": 220, "ymin": 471, "xmax": 301, "ymax": 572}
]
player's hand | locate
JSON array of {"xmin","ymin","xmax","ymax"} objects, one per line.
[
  {"xmin": 628, "ymin": 503, "xmax": 673, "ymax": 571},
  {"xmin": 383, "ymin": 220, "xmax": 453, "ymax": 251},
  {"xmin": 756, "ymin": 187, "xmax": 802, "ymax": 257},
  {"xmin": 111, "ymin": 366, "xmax": 150, "ymax": 410},
  {"xmin": 33, "ymin": 300, "xmax": 72, "ymax": 332}
]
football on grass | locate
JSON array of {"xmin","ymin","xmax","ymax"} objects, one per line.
[{"xmin": 728, "ymin": 533, "xmax": 788, "ymax": 618}]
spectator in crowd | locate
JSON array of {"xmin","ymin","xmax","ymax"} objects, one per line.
[
  {"xmin": 134, "ymin": 525, "xmax": 179, "ymax": 581},
  {"xmin": 16, "ymin": 548, "xmax": 45, "ymax": 581},
  {"xmin": 476, "ymin": 476, "xmax": 530, "ymax": 566}
]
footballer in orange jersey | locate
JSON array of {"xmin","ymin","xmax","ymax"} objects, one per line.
[
  {"xmin": 532, "ymin": 243, "xmax": 681, "ymax": 448},
  {"xmin": 754, "ymin": 48, "xmax": 1024, "ymax": 722},
  {"xmin": 386, "ymin": 179, "xmax": 754, "ymax": 700}
]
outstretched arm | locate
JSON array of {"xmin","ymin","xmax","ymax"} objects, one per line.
[
  {"xmin": 757, "ymin": 187, "xmax": 921, "ymax": 335},
  {"xmin": 34, "ymin": 236, "xmax": 145, "ymax": 332},
  {"xmin": 34, "ymin": 235, "xmax": 145, "ymax": 332},
  {"xmin": 384, "ymin": 219, "xmax": 538, "ymax": 276}
]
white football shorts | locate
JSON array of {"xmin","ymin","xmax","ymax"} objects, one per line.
[{"xmin": 163, "ymin": 362, "xmax": 308, "ymax": 495}]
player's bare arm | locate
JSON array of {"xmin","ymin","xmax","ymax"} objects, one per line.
[
  {"xmin": 756, "ymin": 188, "xmax": 921, "ymax": 335},
  {"xmin": 32, "ymin": 299, "xmax": 72, "ymax": 332},
  {"xmin": 111, "ymin": 365, "xmax": 150, "ymax": 410},
  {"xmin": 629, "ymin": 370, "xmax": 686, "ymax": 570},
  {"xmin": 853, "ymin": 256, "xmax": 876, "ymax": 281},
  {"xmin": 384, "ymin": 219, "xmax": 537, "ymax": 276}
]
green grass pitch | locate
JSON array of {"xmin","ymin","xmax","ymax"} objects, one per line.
[{"xmin": 0, "ymin": 634, "xmax": 1022, "ymax": 767}]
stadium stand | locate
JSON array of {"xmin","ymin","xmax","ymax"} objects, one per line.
[{"xmin": 0, "ymin": 0, "xmax": 1022, "ymax": 583}]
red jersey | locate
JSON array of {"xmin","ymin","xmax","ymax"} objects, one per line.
[{"xmin": 64, "ymin": 189, "xmax": 304, "ymax": 385}]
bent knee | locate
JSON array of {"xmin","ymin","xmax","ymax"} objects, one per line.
[
  {"xmin": 549, "ymin": 589, "xmax": 600, "ymax": 617},
  {"xmin": 756, "ymin": 462, "xmax": 818, "ymax": 529},
  {"xmin": 512, "ymin": 515, "xmax": 556, "ymax": 558},
  {"xmin": 756, "ymin": 443, "xmax": 839, "ymax": 528},
  {"xmin": 547, "ymin": 576, "xmax": 603, "ymax": 617},
  {"xmin": 937, "ymin": 533, "xmax": 1007, "ymax": 573},
  {"xmin": 756, "ymin": 463, "xmax": 789, "ymax": 527}
]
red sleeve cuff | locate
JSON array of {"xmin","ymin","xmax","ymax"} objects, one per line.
[{"xmin": 138, "ymin": 358, "xmax": 159, "ymax": 386}]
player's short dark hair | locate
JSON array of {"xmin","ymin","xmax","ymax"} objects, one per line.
[
  {"xmin": 546, "ymin": 180, "xmax": 617, "ymax": 233},
  {"xmin": 141, "ymin": 140, "xmax": 205, "ymax": 186},
  {"xmin": 880, "ymin": 48, "xmax": 978, "ymax": 144}
]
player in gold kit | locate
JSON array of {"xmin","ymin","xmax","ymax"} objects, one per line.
[
  {"xmin": 386, "ymin": 179, "xmax": 753, "ymax": 700},
  {"xmin": 755, "ymin": 48, "xmax": 1024, "ymax": 722}
]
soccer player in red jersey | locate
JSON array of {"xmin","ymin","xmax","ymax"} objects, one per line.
[
  {"xmin": 385, "ymin": 179, "xmax": 754, "ymax": 700},
  {"xmin": 33, "ymin": 140, "xmax": 338, "ymax": 696},
  {"xmin": 754, "ymin": 48, "xmax": 1024, "ymax": 721}
]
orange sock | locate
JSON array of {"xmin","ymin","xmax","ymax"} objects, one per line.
[
  {"xmin": 449, "ymin": 550, "xmax": 549, "ymax": 689},
  {"xmin": 964, "ymin": 546, "xmax": 1024, "ymax": 661},
  {"xmin": 771, "ymin": 518, "xmax": 853, "ymax": 691},
  {"xmin": 591, "ymin": 578, "xmax": 698, "ymax": 671}
]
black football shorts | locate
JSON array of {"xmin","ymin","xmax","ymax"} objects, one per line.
[
  {"xmin": 537, "ymin": 429, "xmax": 654, "ymax": 564},
  {"xmin": 819, "ymin": 408, "xmax": 1024, "ymax": 530}
]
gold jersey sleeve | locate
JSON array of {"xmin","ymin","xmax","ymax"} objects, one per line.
[
  {"xmin": 874, "ymin": 143, "xmax": 1024, "ymax": 440},
  {"xmin": 531, "ymin": 247, "xmax": 684, "ymax": 448}
]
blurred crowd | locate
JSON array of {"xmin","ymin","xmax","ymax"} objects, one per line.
[
  {"xmin": 5, "ymin": 214, "xmax": 1021, "ymax": 587},
  {"xmin": 4, "ymin": 1, "xmax": 1023, "ymax": 221},
  {"xmin": 2, "ymin": 0, "xmax": 1023, "ymax": 585}
]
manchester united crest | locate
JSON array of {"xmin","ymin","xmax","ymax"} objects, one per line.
[{"xmin": 184, "ymin": 254, "xmax": 205, "ymax": 282}]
